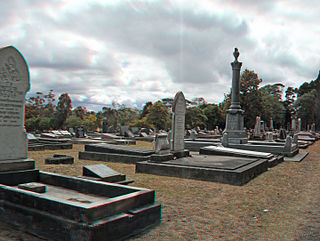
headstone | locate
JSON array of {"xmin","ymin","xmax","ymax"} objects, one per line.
[
  {"xmin": 120, "ymin": 126, "xmax": 129, "ymax": 136},
  {"xmin": 83, "ymin": 164, "xmax": 119, "ymax": 178},
  {"xmin": 311, "ymin": 123, "xmax": 316, "ymax": 133},
  {"xmin": 190, "ymin": 130, "xmax": 197, "ymax": 140},
  {"xmin": 297, "ymin": 118, "xmax": 301, "ymax": 132},
  {"xmin": 279, "ymin": 128, "xmax": 287, "ymax": 140},
  {"xmin": 0, "ymin": 46, "xmax": 30, "ymax": 160},
  {"xmin": 260, "ymin": 120, "xmax": 265, "ymax": 133},
  {"xmin": 265, "ymin": 132, "xmax": 273, "ymax": 142},
  {"xmin": 102, "ymin": 118, "xmax": 108, "ymax": 133},
  {"xmin": 153, "ymin": 133, "xmax": 170, "ymax": 155},
  {"xmin": 167, "ymin": 130, "xmax": 172, "ymax": 145},
  {"xmin": 75, "ymin": 126, "xmax": 86, "ymax": 138},
  {"xmin": 291, "ymin": 118, "xmax": 296, "ymax": 132},
  {"xmin": 269, "ymin": 118, "xmax": 274, "ymax": 131},
  {"xmin": 292, "ymin": 134, "xmax": 298, "ymax": 145},
  {"xmin": 254, "ymin": 116, "xmax": 261, "ymax": 137},
  {"xmin": 284, "ymin": 135, "xmax": 293, "ymax": 152},
  {"xmin": 125, "ymin": 130, "xmax": 134, "ymax": 138},
  {"xmin": 171, "ymin": 91, "xmax": 186, "ymax": 152},
  {"xmin": 131, "ymin": 127, "xmax": 139, "ymax": 134}
]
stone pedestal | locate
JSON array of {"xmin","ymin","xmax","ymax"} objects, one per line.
[{"xmin": 222, "ymin": 109, "xmax": 248, "ymax": 145}]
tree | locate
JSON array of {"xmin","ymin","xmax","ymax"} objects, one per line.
[
  {"xmin": 239, "ymin": 69, "xmax": 264, "ymax": 128},
  {"xmin": 73, "ymin": 106, "xmax": 87, "ymax": 120},
  {"xmin": 296, "ymin": 89, "xmax": 317, "ymax": 130},
  {"xmin": 38, "ymin": 117, "xmax": 51, "ymax": 131},
  {"xmin": 140, "ymin": 102, "xmax": 153, "ymax": 119},
  {"xmin": 185, "ymin": 107, "xmax": 207, "ymax": 129},
  {"xmin": 53, "ymin": 93, "xmax": 72, "ymax": 129},
  {"xmin": 202, "ymin": 104, "xmax": 223, "ymax": 130},
  {"xmin": 65, "ymin": 114, "xmax": 82, "ymax": 129},
  {"xmin": 283, "ymin": 87, "xmax": 297, "ymax": 128},
  {"xmin": 146, "ymin": 101, "xmax": 170, "ymax": 130},
  {"xmin": 261, "ymin": 94, "xmax": 285, "ymax": 129}
]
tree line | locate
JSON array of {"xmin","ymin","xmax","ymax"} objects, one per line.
[{"xmin": 25, "ymin": 69, "xmax": 320, "ymax": 132}]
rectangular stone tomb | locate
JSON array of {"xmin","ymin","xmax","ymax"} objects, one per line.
[
  {"xmin": 0, "ymin": 171, "xmax": 161, "ymax": 240},
  {"xmin": 79, "ymin": 143, "xmax": 155, "ymax": 164},
  {"xmin": 136, "ymin": 155, "xmax": 268, "ymax": 186}
]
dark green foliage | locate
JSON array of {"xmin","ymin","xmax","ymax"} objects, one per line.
[
  {"xmin": 185, "ymin": 107, "xmax": 207, "ymax": 129},
  {"xmin": 146, "ymin": 101, "xmax": 170, "ymax": 130}
]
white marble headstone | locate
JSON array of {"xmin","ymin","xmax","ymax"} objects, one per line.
[
  {"xmin": 171, "ymin": 91, "xmax": 186, "ymax": 152},
  {"xmin": 0, "ymin": 46, "xmax": 30, "ymax": 160}
]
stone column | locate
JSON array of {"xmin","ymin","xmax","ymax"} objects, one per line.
[
  {"xmin": 222, "ymin": 48, "xmax": 248, "ymax": 146},
  {"xmin": 230, "ymin": 48, "xmax": 242, "ymax": 110}
]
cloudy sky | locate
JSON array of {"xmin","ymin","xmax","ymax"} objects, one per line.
[{"xmin": 1, "ymin": 0, "xmax": 319, "ymax": 111}]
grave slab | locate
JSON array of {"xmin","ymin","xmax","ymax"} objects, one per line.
[
  {"xmin": 284, "ymin": 152, "xmax": 309, "ymax": 162},
  {"xmin": 136, "ymin": 154, "xmax": 268, "ymax": 186}
]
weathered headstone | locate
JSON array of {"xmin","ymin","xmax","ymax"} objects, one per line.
[
  {"xmin": 120, "ymin": 126, "xmax": 129, "ymax": 136},
  {"xmin": 153, "ymin": 133, "xmax": 170, "ymax": 155},
  {"xmin": 171, "ymin": 91, "xmax": 186, "ymax": 152},
  {"xmin": 190, "ymin": 130, "xmax": 197, "ymax": 141},
  {"xmin": 254, "ymin": 116, "xmax": 261, "ymax": 137},
  {"xmin": 279, "ymin": 128, "xmax": 287, "ymax": 140},
  {"xmin": 311, "ymin": 123, "xmax": 316, "ymax": 133},
  {"xmin": 0, "ymin": 46, "xmax": 30, "ymax": 160},
  {"xmin": 75, "ymin": 126, "xmax": 86, "ymax": 138},
  {"xmin": 83, "ymin": 164, "xmax": 119, "ymax": 178},
  {"xmin": 291, "ymin": 118, "xmax": 296, "ymax": 132},
  {"xmin": 269, "ymin": 118, "xmax": 274, "ymax": 131},
  {"xmin": 102, "ymin": 117, "xmax": 108, "ymax": 133},
  {"xmin": 297, "ymin": 118, "xmax": 301, "ymax": 132}
]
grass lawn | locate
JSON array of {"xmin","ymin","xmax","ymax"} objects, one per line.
[{"xmin": 0, "ymin": 140, "xmax": 319, "ymax": 240}]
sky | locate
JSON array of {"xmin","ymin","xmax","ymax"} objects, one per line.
[{"xmin": 1, "ymin": 0, "xmax": 319, "ymax": 111}]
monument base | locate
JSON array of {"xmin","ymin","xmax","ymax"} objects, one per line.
[{"xmin": 222, "ymin": 108, "xmax": 248, "ymax": 146}]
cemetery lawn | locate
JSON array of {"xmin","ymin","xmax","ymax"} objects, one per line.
[{"xmin": 0, "ymin": 141, "xmax": 319, "ymax": 240}]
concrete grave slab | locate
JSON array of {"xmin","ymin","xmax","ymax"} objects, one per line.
[
  {"xmin": 284, "ymin": 152, "xmax": 309, "ymax": 162},
  {"xmin": 136, "ymin": 154, "xmax": 268, "ymax": 185}
]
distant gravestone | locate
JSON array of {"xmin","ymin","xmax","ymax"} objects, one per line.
[
  {"xmin": 297, "ymin": 118, "xmax": 301, "ymax": 132},
  {"xmin": 75, "ymin": 126, "xmax": 85, "ymax": 138},
  {"xmin": 311, "ymin": 123, "xmax": 316, "ymax": 133},
  {"xmin": 125, "ymin": 130, "xmax": 134, "ymax": 138},
  {"xmin": 269, "ymin": 118, "xmax": 274, "ymax": 131},
  {"xmin": 0, "ymin": 46, "xmax": 30, "ymax": 160},
  {"xmin": 120, "ymin": 126, "xmax": 129, "ymax": 136},
  {"xmin": 102, "ymin": 118, "xmax": 108, "ymax": 133},
  {"xmin": 254, "ymin": 116, "xmax": 261, "ymax": 137},
  {"xmin": 83, "ymin": 164, "xmax": 119, "ymax": 178},
  {"xmin": 291, "ymin": 118, "xmax": 296, "ymax": 132},
  {"xmin": 171, "ymin": 91, "xmax": 186, "ymax": 152},
  {"xmin": 190, "ymin": 130, "xmax": 197, "ymax": 141},
  {"xmin": 279, "ymin": 128, "xmax": 287, "ymax": 140}
]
